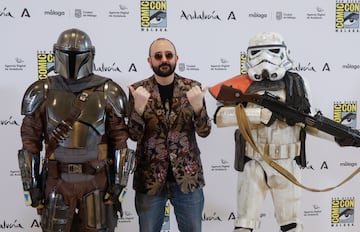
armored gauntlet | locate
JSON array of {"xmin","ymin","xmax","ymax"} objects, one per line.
[
  {"xmin": 18, "ymin": 149, "xmax": 43, "ymax": 208},
  {"xmin": 104, "ymin": 148, "xmax": 135, "ymax": 216}
]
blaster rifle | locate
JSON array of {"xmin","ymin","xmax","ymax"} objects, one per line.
[{"xmin": 216, "ymin": 85, "xmax": 360, "ymax": 147}]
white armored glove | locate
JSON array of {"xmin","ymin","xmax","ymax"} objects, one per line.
[{"xmin": 260, "ymin": 107, "xmax": 273, "ymax": 125}]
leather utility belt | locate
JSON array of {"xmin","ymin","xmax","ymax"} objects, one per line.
[
  {"xmin": 59, "ymin": 162, "xmax": 103, "ymax": 175},
  {"xmin": 47, "ymin": 160, "xmax": 107, "ymax": 177}
]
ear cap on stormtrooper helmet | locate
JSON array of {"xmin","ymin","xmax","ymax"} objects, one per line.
[
  {"xmin": 245, "ymin": 32, "xmax": 293, "ymax": 81},
  {"xmin": 53, "ymin": 28, "xmax": 95, "ymax": 80}
]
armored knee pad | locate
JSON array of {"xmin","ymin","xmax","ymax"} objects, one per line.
[
  {"xmin": 80, "ymin": 189, "xmax": 108, "ymax": 231},
  {"xmin": 80, "ymin": 189, "xmax": 118, "ymax": 231},
  {"xmin": 41, "ymin": 192, "xmax": 69, "ymax": 232}
]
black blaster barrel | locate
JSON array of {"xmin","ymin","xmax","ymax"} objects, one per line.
[{"xmin": 216, "ymin": 85, "xmax": 360, "ymax": 147}]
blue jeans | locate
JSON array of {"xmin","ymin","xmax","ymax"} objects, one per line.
[{"xmin": 135, "ymin": 182, "xmax": 204, "ymax": 232}]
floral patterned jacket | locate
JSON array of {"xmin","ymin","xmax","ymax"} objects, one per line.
[{"xmin": 128, "ymin": 74, "xmax": 211, "ymax": 195}]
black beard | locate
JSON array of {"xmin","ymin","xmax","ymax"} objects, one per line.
[{"xmin": 152, "ymin": 63, "xmax": 176, "ymax": 77}]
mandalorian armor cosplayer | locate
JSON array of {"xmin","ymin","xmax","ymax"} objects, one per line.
[{"xmin": 18, "ymin": 28, "xmax": 134, "ymax": 232}]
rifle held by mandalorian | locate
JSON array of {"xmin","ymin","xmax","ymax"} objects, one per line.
[{"xmin": 216, "ymin": 85, "xmax": 360, "ymax": 147}]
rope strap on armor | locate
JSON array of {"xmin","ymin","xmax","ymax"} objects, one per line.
[{"xmin": 235, "ymin": 103, "xmax": 360, "ymax": 192}]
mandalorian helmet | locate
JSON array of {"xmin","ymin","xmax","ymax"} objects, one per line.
[
  {"xmin": 245, "ymin": 32, "xmax": 293, "ymax": 81},
  {"xmin": 53, "ymin": 28, "xmax": 95, "ymax": 80}
]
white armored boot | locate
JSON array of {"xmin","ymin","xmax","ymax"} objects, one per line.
[
  {"xmin": 234, "ymin": 227, "xmax": 252, "ymax": 232},
  {"xmin": 280, "ymin": 223, "xmax": 303, "ymax": 232}
]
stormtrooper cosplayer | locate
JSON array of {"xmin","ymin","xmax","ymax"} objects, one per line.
[
  {"xmin": 18, "ymin": 28, "xmax": 133, "ymax": 232},
  {"xmin": 211, "ymin": 32, "xmax": 310, "ymax": 232}
]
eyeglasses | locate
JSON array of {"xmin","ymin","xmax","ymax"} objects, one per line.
[{"xmin": 152, "ymin": 52, "xmax": 175, "ymax": 61}]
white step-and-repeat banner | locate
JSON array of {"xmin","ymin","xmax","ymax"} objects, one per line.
[{"xmin": 1, "ymin": 0, "xmax": 359, "ymax": 231}]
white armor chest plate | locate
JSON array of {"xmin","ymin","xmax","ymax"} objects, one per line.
[
  {"xmin": 247, "ymin": 89, "xmax": 302, "ymax": 159},
  {"xmin": 46, "ymin": 89, "xmax": 106, "ymax": 148}
]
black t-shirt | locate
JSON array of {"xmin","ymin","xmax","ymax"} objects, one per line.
[
  {"xmin": 157, "ymin": 81, "xmax": 176, "ymax": 182},
  {"xmin": 157, "ymin": 81, "xmax": 174, "ymax": 111}
]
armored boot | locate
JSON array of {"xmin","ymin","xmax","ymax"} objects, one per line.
[
  {"xmin": 234, "ymin": 227, "xmax": 253, "ymax": 232},
  {"xmin": 280, "ymin": 223, "xmax": 303, "ymax": 232}
]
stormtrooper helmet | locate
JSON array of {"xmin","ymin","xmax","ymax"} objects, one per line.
[{"xmin": 245, "ymin": 32, "xmax": 293, "ymax": 81}]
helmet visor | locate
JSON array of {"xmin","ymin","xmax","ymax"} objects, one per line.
[{"xmin": 55, "ymin": 50, "xmax": 91, "ymax": 79}]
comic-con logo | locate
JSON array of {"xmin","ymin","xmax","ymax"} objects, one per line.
[
  {"xmin": 333, "ymin": 101, "xmax": 357, "ymax": 128},
  {"xmin": 161, "ymin": 202, "xmax": 170, "ymax": 231},
  {"xmin": 37, "ymin": 52, "xmax": 54, "ymax": 80},
  {"xmin": 331, "ymin": 197, "xmax": 355, "ymax": 226},
  {"xmin": 140, "ymin": 1, "xmax": 167, "ymax": 31},
  {"xmin": 335, "ymin": 1, "xmax": 360, "ymax": 32},
  {"xmin": 240, "ymin": 52, "xmax": 247, "ymax": 75}
]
